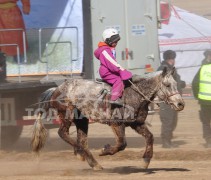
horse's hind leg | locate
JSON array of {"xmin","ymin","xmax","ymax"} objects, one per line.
[
  {"xmin": 100, "ymin": 124, "xmax": 127, "ymax": 156},
  {"xmin": 130, "ymin": 122, "xmax": 154, "ymax": 169},
  {"xmin": 58, "ymin": 111, "xmax": 103, "ymax": 170},
  {"xmin": 73, "ymin": 112, "xmax": 89, "ymax": 161}
]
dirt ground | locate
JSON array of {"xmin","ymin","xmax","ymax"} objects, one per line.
[
  {"xmin": 1, "ymin": 1, "xmax": 211, "ymax": 180},
  {"xmin": 0, "ymin": 98, "xmax": 211, "ymax": 180}
]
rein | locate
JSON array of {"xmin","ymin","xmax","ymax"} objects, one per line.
[{"xmin": 128, "ymin": 80, "xmax": 161, "ymax": 105}]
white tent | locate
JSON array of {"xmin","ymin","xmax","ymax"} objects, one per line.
[{"xmin": 158, "ymin": 5, "xmax": 211, "ymax": 84}]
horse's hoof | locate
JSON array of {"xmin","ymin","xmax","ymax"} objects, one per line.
[
  {"xmin": 76, "ymin": 153, "xmax": 85, "ymax": 161},
  {"xmin": 93, "ymin": 164, "xmax": 103, "ymax": 171},
  {"xmin": 99, "ymin": 149, "xmax": 113, "ymax": 156},
  {"xmin": 99, "ymin": 148, "xmax": 106, "ymax": 156},
  {"xmin": 142, "ymin": 158, "xmax": 151, "ymax": 169},
  {"xmin": 99, "ymin": 144, "xmax": 112, "ymax": 156}
]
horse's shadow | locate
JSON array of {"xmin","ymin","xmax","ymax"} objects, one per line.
[
  {"xmin": 4, "ymin": 136, "xmax": 187, "ymax": 152},
  {"xmin": 83, "ymin": 166, "xmax": 190, "ymax": 175}
]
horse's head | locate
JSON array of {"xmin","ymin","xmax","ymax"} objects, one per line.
[{"xmin": 156, "ymin": 67, "xmax": 185, "ymax": 111}]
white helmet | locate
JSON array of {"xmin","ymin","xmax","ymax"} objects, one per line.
[{"xmin": 102, "ymin": 28, "xmax": 120, "ymax": 46}]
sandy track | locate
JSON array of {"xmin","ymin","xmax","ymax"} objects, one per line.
[
  {"xmin": 0, "ymin": 150, "xmax": 211, "ymax": 180},
  {"xmin": 0, "ymin": 98, "xmax": 211, "ymax": 179}
]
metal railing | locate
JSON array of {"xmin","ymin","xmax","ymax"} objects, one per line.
[
  {"xmin": 38, "ymin": 26, "xmax": 79, "ymax": 62},
  {"xmin": 45, "ymin": 41, "xmax": 72, "ymax": 80},
  {"xmin": 0, "ymin": 28, "xmax": 27, "ymax": 63},
  {"xmin": 0, "ymin": 27, "xmax": 79, "ymax": 82}
]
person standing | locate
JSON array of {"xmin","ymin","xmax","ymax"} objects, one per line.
[
  {"xmin": 201, "ymin": 49, "xmax": 211, "ymax": 65},
  {"xmin": 192, "ymin": 50, "xmax": 211, "ymax": 148},
  {"xmin": 157, "ymin": 50, "xmax": 186, "ymax": 148}
]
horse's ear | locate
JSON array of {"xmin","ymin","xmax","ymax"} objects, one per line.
[{"xmin": 161, "ymin": 66, "xmax": 168, "ymax": 77}]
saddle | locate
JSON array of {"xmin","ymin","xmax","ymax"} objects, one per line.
[
  {"xmin": 95, "ymin": 78, "xmax": 107, "ymax": 84},
  {"xmin": 95, "ymin": 78, "xmax": 110, "ymax": 103},
  {"xmin": 95, "ymin": 78, "xmax": 132, "ymax": 103}
]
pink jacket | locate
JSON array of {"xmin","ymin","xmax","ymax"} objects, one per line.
[{"xmin": 94, "ymin": 42, "xmax": 132, "ymax": 80}]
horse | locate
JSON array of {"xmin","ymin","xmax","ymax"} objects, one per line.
[{"xmin": 31, "ymin": 67, "xmax": 185, "ymax": 170}]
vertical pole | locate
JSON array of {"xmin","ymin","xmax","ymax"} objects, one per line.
[
  {"xmin": 0, "ymin": 93, "xmax": 2, "ymax": 149},
  {"xmin": 22, "ymin": 31, "xmax": 27, "ymax": 63},
  {"xmin": 124, "ymin": 0, "xmax": 129, "ymax": 48},
  {"xmin": 45, "ymin": 43, "xmax": 49, "ymax": 81},
  {"xmin": 16, "ymin": 46, "xmax": 21, "ymax": 83},
  {"xmin": 82, "ymin": 0, "xmax": 93, "ymax": 79},
  {"xmin": 69, "ymin": 42, "xmax": 73, "ymax": 78},
  {"xmin": 39, "ymin": 28, "xmax": 42, "ymax": 62}
]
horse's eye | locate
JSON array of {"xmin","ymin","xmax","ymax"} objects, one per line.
[{"xmin": 163, "ymin": 82, "xmax": 171, "ymax": 87}]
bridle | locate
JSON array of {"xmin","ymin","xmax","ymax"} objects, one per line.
[
  {"xmin": 129, "ymin": 75, "xmax": 179, "ymax": 105},
  {"xmin": 157, "ymin": 82, "xmax": 180, "ymax": 105}
]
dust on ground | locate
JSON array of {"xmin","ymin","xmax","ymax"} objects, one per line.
[{"xmin": 0, "ymin": 98, "xmax": 211, "ymax": 180}]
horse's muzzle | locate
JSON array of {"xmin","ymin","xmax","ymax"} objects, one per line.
[
  {"xmin": 176, "ymin": 101, "xmax": 185, "ymax": 111},
  {"xmin": 172, "ymin": 99, "xmax": 185, "ymax": 111}
]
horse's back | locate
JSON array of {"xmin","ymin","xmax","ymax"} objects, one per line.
[{"xmin": 62, "ymin": 79, "xmax": 110, "ymax": 96}]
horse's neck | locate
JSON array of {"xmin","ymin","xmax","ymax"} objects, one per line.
[
  {"xmin": 149, "ymin": 76, "xmax": 162, "ymax": 101},
  {"xmin": 135, "ymin": 76, "xmax": 160, "ymax": 100}
]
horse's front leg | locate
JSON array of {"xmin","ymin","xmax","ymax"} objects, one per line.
[
  {"xmin": 100, "ymin": 123, "xmax": 127, "ymax": 156},
  {"xmin": 130, "ymin": 122, "xmax": 154, "ymax": 169},
  {"xmin": 58, "ymin": 111, "xmax": 103, "ymax": 170}
]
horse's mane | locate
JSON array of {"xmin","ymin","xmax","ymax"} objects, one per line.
[
  {"xmin": 129, "ymin": 71, "xmax": 162, "ymax": 97},
  {"xmin": 142, "ymin": 71, "xmax": 162, "ymax": 79},
  {"xmin": 133, "ymin": 71, "xmax": 162, "ymax": 85}
]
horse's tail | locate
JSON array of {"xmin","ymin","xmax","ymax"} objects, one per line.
[
  {"xmin": 31, "ymin": 112, "xmax": 48, "ymax": 153},
  {"xmin": 31, "ymin": 87, "xmax": 56, "ymax": 153}
]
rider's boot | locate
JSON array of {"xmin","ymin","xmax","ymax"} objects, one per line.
[{"xmin": 110, "ymin": 98, "xmax": 123, "ymax": 106}]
